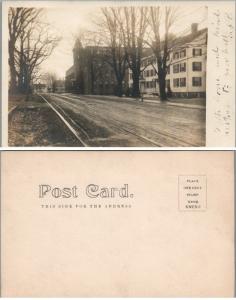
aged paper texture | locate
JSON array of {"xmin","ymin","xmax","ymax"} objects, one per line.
[
  {"xmin": 1, "ymin": 151, "xmax": 234, "ymax": 296},
  {"xmin": 2, "ymin": 1, "xmax": 235, "ymax": 147}
]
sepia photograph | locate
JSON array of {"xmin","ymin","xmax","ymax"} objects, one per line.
[{"xmin": 3, "ymin": 1, "xmax": 234, "ymax": 147}]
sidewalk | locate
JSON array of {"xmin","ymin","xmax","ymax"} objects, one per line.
[
  {"xmin": 143, "ymin": 97, "xmax": 206, "ymax": 109},
  {"xmin": 74, "ymin": 94, "xmax": 206, "ymax": 110}
]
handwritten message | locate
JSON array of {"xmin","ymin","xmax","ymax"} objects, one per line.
[{"xmin": 207, "ymin": 6, "xmax": 235, "ymax": 146}]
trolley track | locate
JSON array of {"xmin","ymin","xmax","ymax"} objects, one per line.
[
  {"xmin": 38, "ymin": 94, "xmax": 89, "ymax": 146},
  {"xmin": 39, "ymin": 93, "xmax": 204, "ymax": 147},
  {"xmin": 40, "ymin": 93, "xmax": 162, "ymax": 146}
]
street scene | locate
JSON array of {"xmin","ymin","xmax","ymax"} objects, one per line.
[{"xmin": 7, "ymin": 3, "xmax": 207, "ymax": 146}]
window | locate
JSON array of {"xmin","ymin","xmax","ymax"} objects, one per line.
[
  {"xmin": 146, "ymin": 70, "xmax": 149, "ymax": 77},
  {"xmin": 173, "ymin": 64, "xmax": 179, "ymax": 73},
  {"xmin": 180, "ymin": 78, "xmax": 186, "ymax": 87},
  {"xmin": 130, "ymin": 73, "xmax": 132, "ymax": 80},
  {"xmin": 150, "ymin": 69, "xmax": 154, "ymax": 77},
  {"xmin": 192, "ymin": 62, "xmax": 202, "ymax": 71},
  {"xmin": 173, "ymin": 52, "xmax": 179, "ymax": 59},
  {"xmin": 192, "ymin": 77, "xmax": 202, "ymax": 86},
  {"xmin": 193, "ymin": 48, "xmax": 202, "ymax": 56},
  {"xmin": 180, "ymin": 63, "xmax": 186, "ymax": 72},
  {"xmin": 173, "ymin": 78, "xmax": 179, "ymax": 87},
  {"xmin": 167, "ymin": 65, "xmax": 170, "ymax": 74},
  {"xmin": 180, "ymin": 50, "xmax": 186, "ymax": 58}
]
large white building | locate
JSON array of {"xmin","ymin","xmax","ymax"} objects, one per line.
[{"xmin": 129, "ymin": 24, "xmax": 207, "ymax": 98}]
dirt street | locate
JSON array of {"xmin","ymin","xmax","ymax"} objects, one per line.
[{"xmin": 44, "ymin": 93, "xmax": 206, "ymax": 147}]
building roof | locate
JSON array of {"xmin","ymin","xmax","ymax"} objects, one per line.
[
  {"xmin": 170, "ymin": 28, "xmax": 207, "ymax": 50},
  {"xmin": 141, "ymin": 27, "xmax": 207, "ymax": 62},
  {"xmin": 66, "ymin": 65, "xmax": 75, "ymax": 77}
]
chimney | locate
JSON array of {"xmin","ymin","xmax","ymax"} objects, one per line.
[{"xmin": 191, "ymin": 23, "xmax": 198, "ymax": 34}]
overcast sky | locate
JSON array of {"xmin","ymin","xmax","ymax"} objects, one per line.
[{"xmin": 36, "ymin": 2, "xmax": 208, "ymax": 79}]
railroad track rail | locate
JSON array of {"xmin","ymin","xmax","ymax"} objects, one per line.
[
  {"xmin": 48, "ymin": 93, "xmax": 201, "ymax": 147},
  {"xmin": 8, "ymin": 105, "xmax": 19, "ymax": 121},
  {"xmin": 44, "ymin": 94, "xmax": 163, "ymax": 147},
  {"xmin": 38, "ymin": 94, "xmax": 88, "ymax": 147}
]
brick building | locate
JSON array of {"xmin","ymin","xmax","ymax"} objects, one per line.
[{"xmin": 65, "ymin": 39, "xmax": 116, "ymax": 95}]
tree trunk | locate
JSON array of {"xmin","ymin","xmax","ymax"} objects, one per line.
[
  {"xmin": 9, "ymin": 63, "xmax": 18, "ymax": 94},
  {"xmin": 90, "ymin": 62, "xmax": 95, "ymax": 95},
  {"xmin": 25, "ymin": 83, "xmax": 31, "ymax": 100},
  {"xmin": 116, "ymin": 80, "xmax": 123, "ymax": 97},
  {"xmin": 91, "ymin": 80, "xmax": 94, "ymax": 94},
  {"xmin": 23, "ymin": 72, "xmax": 31, "ymax": 99},
  {"xmin": 18, "ymin": 39, "xmax": 25, "ymax": 93},
  {"xmin": 158, "ymin": 70, "xmax": 167, "ymax": 101},
  {"xmin": 132, "ymin": 73, "xmax": 140, "ymax": 98},
  {"xmin": 8, "ymin": 43, "xmax": 18, "ymax": 94}
]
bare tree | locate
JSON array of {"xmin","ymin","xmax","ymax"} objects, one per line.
[
  {"xmin": 8, "ymin": 7, "xmax": 60, "ymax": 94},
  {"xmin": 115, "ymin": 7, "xmax": 149, "ymax": 98},
  {"xmin": 8, "ymin": 8, "xmax": 42, "ymax": 93},
  {"xmin": 147, "ymin": 7, "xmax": 178, "ymax": 100},
  {"xmin": 99, "ymin": 8, "xmax": 127, "ymax": 97},
  {"xmin": 42, "ymin": 72, "xmax": 58, "ymax": 92}
]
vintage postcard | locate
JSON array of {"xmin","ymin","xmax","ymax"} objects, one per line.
[
  {"xmin": 1, "ymin": 1, "xmax": 235, "ymax": 147},
  {"xmin": 1, "ymin": 151, "xmax": 234, "ymax": 296}
]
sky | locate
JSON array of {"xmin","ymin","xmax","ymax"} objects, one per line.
[{"xmin": 36, "ymin": 2, "xmax": 208, "ymax": 79}]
